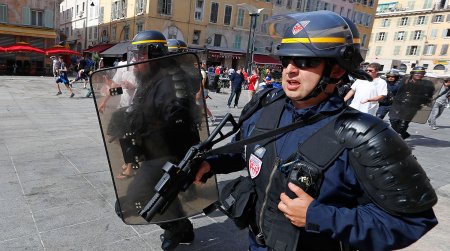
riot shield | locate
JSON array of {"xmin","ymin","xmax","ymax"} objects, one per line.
[
  {"xmin": 390, "ymin": 76, "xmax": 442, "ymax": 124},
  {"xmin": 90, "ymin": 53, "xmax": 218, "ymax": 224}
]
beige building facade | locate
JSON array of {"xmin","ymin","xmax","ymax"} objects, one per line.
[
  {"xmin": 0, "ymin": 0, "xmax": 62, "ymax": 75},
  {"xmin": 366, "ymin": 0, "xmax": 450, "ymax": 74}
]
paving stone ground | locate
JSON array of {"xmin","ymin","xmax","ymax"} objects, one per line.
[{"xmin": 0, "ymin": 75, "xmax": 449, "ymax": 250}]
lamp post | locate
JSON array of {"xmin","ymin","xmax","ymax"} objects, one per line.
[
  {"xmin": 238, "ymin": 3, "xmax": 264, "ymax": 73},
  {"xmin": 84, "ymin": 1, "xmax": 95, "ymax": 51}
]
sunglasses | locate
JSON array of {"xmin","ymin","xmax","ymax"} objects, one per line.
[
  {"xmin": 365, "ymin": 69, "xmax": 375, "ymax": 73},
  {"xmin": 280, "ymin": 57, "xmax": 323, "ymax": 69}
]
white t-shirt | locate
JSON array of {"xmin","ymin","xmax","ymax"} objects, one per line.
[{"xmin": 349, "ymin": 78, "xmax": 388, "ymax": 115}]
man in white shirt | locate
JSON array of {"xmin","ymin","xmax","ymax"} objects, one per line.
[{"xmin": 344, "ymin": 62, "xmax": 387, "ymax": 116}]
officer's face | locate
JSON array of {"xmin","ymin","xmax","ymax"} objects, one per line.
[
  {"xmin": 281, "ymin": 57, "xmax": 325, "ymax": 104},
  {"xmin": 412, "ymin": 72, "xmax": 425, "ymax": 81}
]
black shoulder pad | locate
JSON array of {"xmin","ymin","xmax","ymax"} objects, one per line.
[
  {"xmin": 238, "ymin": 88, "xmax": 285, "ymax": 126},
  {"xmin": 335, "ymin": 112, "xmax": 437, "ymax": 215}
]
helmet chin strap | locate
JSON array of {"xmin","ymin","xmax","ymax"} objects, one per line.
[{"xmin": 298, "ymin": 61, "xmax": 338, "ymax": 101}]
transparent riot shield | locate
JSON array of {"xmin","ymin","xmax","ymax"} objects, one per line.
[
  {"xmin": 390, "ymin": 76, "xmax": 442, "ymax": 124},
  {"xmin": 90, "ymin": 53, "xmax": 217, "ymax": 224}
]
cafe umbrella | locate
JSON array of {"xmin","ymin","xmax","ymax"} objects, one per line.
[
  {"xmin": 4, "ymin": 42, "xmax": 45, "ymax": 54},
  {"xmin": 45, "ymin": 45, "xmax": 81, "ymax": 56}
]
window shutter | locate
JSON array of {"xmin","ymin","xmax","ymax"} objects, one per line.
[
  {"xmin": 416, "ymin": 46, "xmax": 421, "ymax": 55},
  {"xmin": 404, "ymin": 31, "xmax": 408, "ymax": 40},
  {"xmin": 394, "ymin": 32, "xmax": 398, "ymax": 40},
  {"xmin": 432, "ymin": 45, "xmax": 437, "ymax": 54},
  {"xmin": 22, "ymin": 7, "xmax": 30, "ymax": 25},
  {"xmin": 385, "ymin": 32, "xmax": 388, "ymax": 41},
  {"xmin": 447, "ymin": 14, "xmax": 450, "ymax": 22},
  {"xmin": 44, "ymin": 10, "xmax": 53, "ymax": 28},
  {"xmin": 99, "ymin": 7, "xmax": 104, "ymax": 23}
]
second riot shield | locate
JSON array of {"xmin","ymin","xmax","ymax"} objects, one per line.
[
  {"xmin": 389, "ymin": 76, "xmax": 442, "ymax": 124},
  {"xmin": 90, "ymin": 53, "xmax": 217, "ymax": 224}
]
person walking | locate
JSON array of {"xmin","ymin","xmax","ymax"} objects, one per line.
[
  {"xmin": 344, "ymin": 62, "xmax": 387, "ymax": 116},
  {"xmin": 195, "ymin": 11, "xmax": 437, "ymax": 251},
  {"xmin": 428, "ymin": 78, "xmax": 450, "ymax": 129},
  {"xmin": 247, "ymin": 69, "xmax": 260, "ymax": 100},
  {"xmin": 227, "ymin": 66, "xmax": 244, "ymax": 108},
  {"xmin": 55, "ymin": 56, "xmax": 75, "ymax": 98}
]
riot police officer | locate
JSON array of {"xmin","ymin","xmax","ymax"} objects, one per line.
[
  {"xmin": 195, "ymin": 11, "xmax": 437, "ymax": 251},
  {"xmin": 376, "ymin": 70, "xmax": 402, "ymax": 119},
  {"xmin": 112, "ymin": 30, "xmax": 198, "ymax": 250},
  {"xmin": 390, "ymin": 66, "xmax": 434, "ymax": 139}
]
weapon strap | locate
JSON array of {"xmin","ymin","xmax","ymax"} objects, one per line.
[{"xmin": 209, "ymin": 104, "xmax": 344, "ymax": 156}]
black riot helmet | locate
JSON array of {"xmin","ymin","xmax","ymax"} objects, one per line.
[
  {"xmin": 267, "ymin": 11, "xmax": 371, "ymax": 100},
  {"xmin": 386, "ymin": 70, "xmax": 400, "ymax": 80},
  {"xmin": 177, "ymin": 40, "xmax": 188, "ymax": 52},
  {"xmin": 410, "ymin": 66, "xmax": 426, "ymax": 75},
  {"xmin": 167, "ymin": 39, "xmax": 188, "ymax": 54},
  {"xmin": 270, "ymin": 11, "xmax": 369, "ymax": 80},
  {"xmin": 167, "ymin": 39, "xmax": 180, "ymax": 54},
  {"xmin": 129, "ymin": 30, "xmax": 168, "ymax": 61}
]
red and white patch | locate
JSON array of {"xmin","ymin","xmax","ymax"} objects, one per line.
[
  {"xmin": 249, "ymin": 154, "xmax": 262, "ymax": 179},
  {"xmin": 291, "ymin": 23, "xmax": 303, "ymax": 35}
]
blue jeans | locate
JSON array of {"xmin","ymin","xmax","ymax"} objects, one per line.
[
  {"xmin": 227, "ymin": 87, "xmax": 242, "ymax": 107},
  {"xmin": 376, "ymin": 105, "xmax": 391, "ymax": 119}
]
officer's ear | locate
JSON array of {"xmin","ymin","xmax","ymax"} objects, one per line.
[{"xmin": 330, "ymin": 64, "xmax": 347, "ymax": 79}]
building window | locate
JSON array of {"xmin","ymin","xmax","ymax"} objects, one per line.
[
  {"xmin": 431, "ymin": 29, "xmax": 438, "ymax": 39},
  {"xmin": 137, "ymin": 23, "xmax": 143, "ymax": 33},
  {"xmin": 296, "ymin": 0, "xmax": 302, "ymax": 10},
  {"xmin": 413, "ymin": 30, "xmax": 423, "ymax": 40},
  {"xmin": 31, "ymin": 10, "xmax": 43, "ymax": 26},
  {"xmin": 195, "ymin": 0, "xmax": 204, "ymax": 21},
  {"xmin": 377, "ymin": 32, "xmax": 386, "ymax": 41},
  {"xmin": 210, "ymin": 2, "xmax": 218, "ymax": 23},
  {"xmin": 440, "ymin": 44, "xmax": 448, "ymax": 55},
  {"xmin": 112, "ymin": 1, "xmax": 119, "ymax": 19},
  {"xmin": 89, "ymin": 27, "xmax": 92, "ymax": 39},
  {"xmin": 192, "ymin": 30, "xmax": 200, "ymax": 44},
  {"xmin": 0, "ymin": 4, "xmax": 7, "ymax": 23},
  {"xmin": 396, "ymin": 31, "xmax": 406, "ymax": 40},
  {"xmin": 261, "ymin": 14, "xmax": 269, "ymax": 33},
  {"xmin": 394, "ymin": 46, "xmax": 400, "ymax": 55},
  {"xmin": 224, "ymin": 5, "xmax": 232, "ymax": 25},
  {"xmin": 233, "ymin": 35, "xmax": 241, "ymax": 49},
  {"xmin": 323, "ymin": 2, "xmax": 328, "ymax": 10},
  {"xmin": 433, "ymin": 15, "xmax": 443, "ymax": 22},
  {"xmin": 112, "ymin": 26, "xmax": 116, "ymax": 41},
  {"xmin": 423, "ymin": 44, "xmax": 436, "ymax": 55},
  {"xmin": 286, "ymin": 0, "xmax": 293, "ymax": 9},
  {"xmin": 406, "ymin": 45, "xmax": 418, "ymax": 55},
  {"xmin": 136, "ymin": 0, "xmax": 145, "ymax": 14},
  {"xmin": 417, "ymin": 16, "xmax": 426, "ymax": 25},
  {"xmin": 214, "ymin": 34, "xmax": 222, "ymax": 47},
  {"xmin": 361, "ymin": 34, "xmax": 367, "ymax": 47},
  {"xmin": 375, "ymin": 46, "xmax": 382, "ymax": 55},
  {"xmin": 237, "ymin": 8, "xmax": 244, "ymax": 27},
  {"xmin": 276, "ymin": 0, "xmax": 283, "ymax": 5},
  {"xmin": 399, "ymin": 17, "xmax": 408, "ymax": 26},
  {"xmin": 124, "ymin": 26, "xmax": 129, "ymax": 40},
  {"xmin": 94, "ymin": 26, "xmax": 98, "ymax": 39},
  {"xmin": 381, "ymin": 18, "xmax": 390, "ymax": 27},
  {"xmin": 158, "ymin": 0, "xmax": 172, "ymax": 15}
]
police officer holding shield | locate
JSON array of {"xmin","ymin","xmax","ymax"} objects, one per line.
[
  {"xmin": 195, "ymin": 11, "xmax": 437, "ymax": 251},
  {"xmin": 108, "ymin": 31, "xmax": 198, "ymax": 250}
]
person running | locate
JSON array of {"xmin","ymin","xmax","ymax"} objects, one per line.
[{"xmin": 55, "ymin": 56, "xmax": 74, "ymax": 98}]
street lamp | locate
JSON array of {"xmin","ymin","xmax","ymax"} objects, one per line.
[
  {"xmin": 84, "ymin": 1, "xmax": 95, "ymax": 51},
  {"xmin": 238, "ymin": 3, "xmax": 264, "ymax": 73}
]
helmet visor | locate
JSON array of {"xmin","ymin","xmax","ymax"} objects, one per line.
[{"xmin": 267, "ymin": 11, "xmax": 358, "ymax": 51}]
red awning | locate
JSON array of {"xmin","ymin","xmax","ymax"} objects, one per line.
[
  {"xmin": 84, "ymin": 43, "xmax": 115, "ymax": 53},
  {"xmin": 253, "ymin": 54, "xmax": 281, "ymax": 65},
  {"xmin": 45, "ymin": 45, "xmax": 81, "ymax": 56},
  {"xmin": 0, "ymin": 46, "xmax": 5, "ymax": 53}
]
